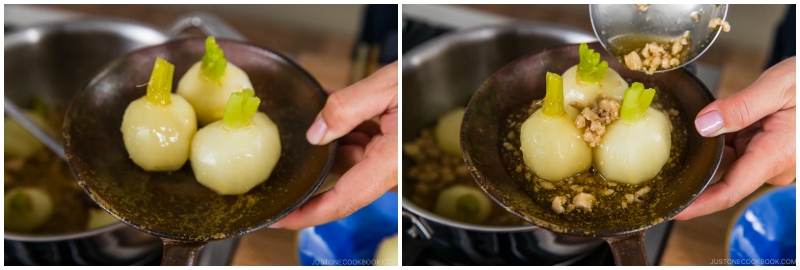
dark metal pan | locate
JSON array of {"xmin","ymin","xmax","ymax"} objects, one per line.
[
  {"xmin": 63, "ymin": 37, "xmax": 335, "ymax": 265},
  {"xmin": 461, "ymin": 42, "xmax": 723, "ymax": 265}
]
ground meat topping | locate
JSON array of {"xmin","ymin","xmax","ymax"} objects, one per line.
[
  {"xmin": 691, "ymin": 12, "xmax": 701, "ymax": 22},
  {"xmin": 708, "ymin": 18, "xmax": 731, "ymax": 32},
  {"xmin": 552, "ymin": 196, "xmax": 567, "ymax": 214},
  {"xmin": 623, "ymin": 32, "xmax": 690, "ymax": 74},
  {"xmin": 572, "ymin": 193, "xmax": 597, "ymax": 213},
  {"xmin": 574, "ymin": 94, "xmax": 621, "ymax": 147},
  {"xmin": 635, "ymin": 186, "xmax": 652, "ymax": 201}
]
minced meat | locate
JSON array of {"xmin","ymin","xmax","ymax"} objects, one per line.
[
  {"xmin": 624, "ymin": 32, "xmax": 690, "ymax": 74},
  {"xmin": 572, "ymin": 193, "xmax": 597, "ymax": 213},
  {"xmin": 574, "ymin": 94, "xmax": 621, "ymax": 147},
  {"xmin": 708, "ymin": 18, "xmax": 731, "ymax": 32}
]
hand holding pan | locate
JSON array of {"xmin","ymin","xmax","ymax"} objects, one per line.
[
  {"xmin": 460, "ymin": 42, "xmax": 723, "ymax": 265},
  {"xmin": 63, "ymin": 37, "xmax": 336, "ymax": 265}
]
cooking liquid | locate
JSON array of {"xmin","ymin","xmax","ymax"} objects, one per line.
[{"xmin": 607, "ymin": 34, "xmax": 692, "ymax": 69}]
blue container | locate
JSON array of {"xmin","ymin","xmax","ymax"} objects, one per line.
[
  {"xmin": 298, "ymin": 192, "xmax": 398, "ymax": 266},
  {"xmin": 728, "ymin": 185, "xmax": 796, "ymax": 266}
]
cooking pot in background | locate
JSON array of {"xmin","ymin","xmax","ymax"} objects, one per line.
[
  {"xmin": 4, "ymin": 13, "xmax": 242, "ymax": 266},
  {"xmin": 401, "ymin": 22, "xmax": 605, "ymax": 265}
]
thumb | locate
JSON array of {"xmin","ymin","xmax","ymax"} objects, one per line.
[
  {"xmin": 694, "ymin": 56, "xmax": 795, "ymax": 137},
  {"xmin": 306, "ymin": 62, "xmax": 398, "ymax": 145}
]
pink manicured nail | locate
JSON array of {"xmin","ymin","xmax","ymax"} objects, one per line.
[
  {"xmin": 695, "ymin": 111, "xmax": 724, "ymax": 137},
  {"xmin": 306, "ymin": 115, "xmax": 327, "ymax": 145}
]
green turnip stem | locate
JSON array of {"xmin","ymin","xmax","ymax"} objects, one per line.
[
  {"xmin": 456, "ymin": 194, "xmax": 480, "ymax": 218},
  {"xmin": 5, "ymin": 188, "xmax": 50, "ymax": 218},
  {"xmin": 201, "ymin": 36, "xmax": 227, "ymax": 82},
  {"xmin": 577, "ymin": 43, "xmax": 609, "ymax": 84},
  {"xmin": 145, "ymin": 57, "xmax": 174, "ymax": 105},
  {"xmin": 542, "ymin": 72, "xmax": 565, "ymax": 117},
  {"xmin": 621, "ymin": 82, "xmax": 656, "ymax": 124},
  {"xmin": 223, "ymin": 88, "xmax": 260, "ymax": 130},
  {"xmin": 7, "ymin": 189, "xmax": 33, "ymax": 212}
]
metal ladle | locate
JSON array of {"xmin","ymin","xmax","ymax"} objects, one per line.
[
  {"xmin": 590, "ymin": 4, "xmax": 729, "ymax": 73},
  {"xmin": 63, "ymin": 37, "xmax": 335, "ymax": 265},
  {"xmin": 4, "ymin": 97, "xmax": 66, "ymax": 160}
]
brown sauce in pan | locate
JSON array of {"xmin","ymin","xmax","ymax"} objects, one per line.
[{"xmin": 499, "ymin": 85, "xmax": 688, "ymax": 223}]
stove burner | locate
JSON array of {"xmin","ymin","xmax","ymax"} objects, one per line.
[
  {"xmin": 4, "ymin": 235, "xmax": 239, "ymax": 265},
  {"xmin": 4, "ymin": 240, "xmax": 162, "ymax": 266},
  {"xmin": 404, "ymin": 219, "xmax": 611, "ymax": 266}
]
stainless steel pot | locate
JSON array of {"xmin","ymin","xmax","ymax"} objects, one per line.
[
  {"xmin": 401, "ymin": 22, "xmax": 604, "ymax": 265},
  {"xmin": 4, "ymin": 17, "xmax": 168, "ymax": 266},
  {"xmin": 3, "ymin": 14, "xmax": 243, "ymax": 266}
]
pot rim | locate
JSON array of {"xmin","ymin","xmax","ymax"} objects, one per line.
[
  {"xmin": 402, "ymin": 21, "xmax": 598, "ymax": 70},
  {"xmin": 402, "ymin": 197, "xmax": 537, "ymax": 233},
  {"xmin": 4, "ymin": 16, "xmax": 169, "ymax": 48},
  {"xmin": 4, "ymin": 222, "xmax": 130, "ymax": 242}
]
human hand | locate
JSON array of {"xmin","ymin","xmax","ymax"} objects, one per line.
[
  {"xmin": 674, "ymin": 56, "xmax": 796, "ymax": 220},
  {"xmin": 271, "ymin": 61, "xmax": 398, "ymax": 230}
]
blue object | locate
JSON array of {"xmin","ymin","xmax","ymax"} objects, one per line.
[
  {"xmin": 728, "ymin": 185, "xmax": 796, "ymax": 266},
  {"xmin": 298, "ymin": 192, "xmax": 398, "ymax": 266}
]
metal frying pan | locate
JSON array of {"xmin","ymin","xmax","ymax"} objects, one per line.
[
  {"xmin": 460, "ymin": 42, "xmax": 723, "ymax": 265},
  {"xmin": 62, "ymin": 37, "xmax": 336, "ymax": 265}
]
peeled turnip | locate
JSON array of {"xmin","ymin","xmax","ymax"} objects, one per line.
[
  {"xmin": 4, "ymin": 187, "xmax": 53, "ymax": 233},
  {"xmin": 595, "ymin": 82, "xmax": 671, "ymax": 185},
  {"xmin": 86, "ymin": 208, "xmax": 119, "ymax": 230},
  {"xmin": 4, "ymin": 112, "xmax": 48, "ymax": 158},
  {"xmin": 434, "ymin": 185, "xmax": 493, "ymax": 224},
  {"xmin": 190, "ymin": 89, "xmax": 281, "ymax": 195},
  {"xmin": 374, "ymin": 234, "xmax": 398, "ymax": 266},
  {"xmin": 520, "ymin": 72, "xmax": 592, "ymax": 181},
  {"xmin": 177, "ymin": 36, "xmax": 254, "ymax": 126},
  {"xmin": 121, "ymin": 57, "xmax": 197, "ymax": 171},
  {"xmin": 562, "ymin": 43, "xmax": 628, "ymax": 108},
  {"xmin": 434, "ymin": 107, "xmax": 465, "ymax": 156}
]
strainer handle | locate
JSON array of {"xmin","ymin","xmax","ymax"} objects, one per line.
[
  {"xmin": 606, "ymin": 231, "xmax": 648, "ymax": 266},
  {"xmin": 166, "ymin": 12, "xmax": 246, "ymax": 41},
  {"xmin": 161, "ymin": 238, "xmax": 208, "ymax": 266}
]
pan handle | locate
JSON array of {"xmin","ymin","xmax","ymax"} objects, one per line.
[
  {"xmin": 160, "ymin": 238, "xmax": 208, "ymax": 266},
  {"xmin": 402, "ymin": 210, "xmax": 433, "ymax": 265},
  {"xmin": 605, "ymin": 231, "xmax": 648, "ymax": 266},
  {"xmin": 166, "ymin": 12, "xmax": 246, "ymax": 41}
]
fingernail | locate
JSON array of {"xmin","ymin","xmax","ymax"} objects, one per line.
[
  {"xmin": 306, "ymin": 115, "xmax": 327, "ymax": 145},
  {"xmin": 267, "ymin": 224, "xmax": 282, "ymax": 229},
  {"xmin": 695, "ymin": 111, "xmax": 724, "ymax": 137}
]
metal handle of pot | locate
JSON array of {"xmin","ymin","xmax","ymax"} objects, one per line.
[
  {"xmin": 166, "ymin": 12, "xmax": 246, "ymax": 41},
  {"xmin": 161, "ymin": 239, "xmax": 207, "ymax": 266},
  {"xmin": 605, "ymin": 231, "xmax": 648, "ymax": 266},
  {"xmin": 4, "ymin": 97, "xmax": 65, "ymax": 160},
  {"xmin": 402, "ymin": 210, "xmax": 433, "ymax": 265}
]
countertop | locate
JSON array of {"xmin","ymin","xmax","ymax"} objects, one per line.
[{"xmin": 14, "ymin": 4, "xmax": 792, "ymax": 266}]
